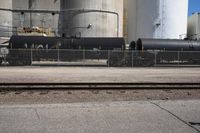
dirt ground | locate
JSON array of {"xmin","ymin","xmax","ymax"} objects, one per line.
[{"xmin": 0, "ymin": 89, "xmax": 200, "ymax": 105}]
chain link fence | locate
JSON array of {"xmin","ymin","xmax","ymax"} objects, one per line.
[{"xmin": 1, "ymin": 49, "xmax": 200, "ymax": 67}]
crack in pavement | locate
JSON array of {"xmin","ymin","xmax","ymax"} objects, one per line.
[
  {"xmin": 34, "ymin": 108, "xmax": 40, "ymax": 120},
  {"xmin": 189, "ymin": 122, "xmax": 200, "ymax": 126},
  {"xmin": 149, "ymin": 101, "xmax": 200, "ymax": 133}
]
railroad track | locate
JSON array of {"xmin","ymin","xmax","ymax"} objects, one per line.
[{"xmin": 0, "ymin": 83, "xmax": 200, "ymax": 90}]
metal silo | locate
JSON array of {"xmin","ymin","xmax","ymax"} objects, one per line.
[
  {"xmin": 126, "ymin": 0, "xmax": 188, "ymax": 42},
  {"xmin": 0, "ymin": 0, "xmax": 13, "ymax": 37},
  {"xmin": 60, "ymin": 0, "xmax": 124, "ymax": 37}
]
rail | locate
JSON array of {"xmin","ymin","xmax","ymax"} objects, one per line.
[{"xmin": 0, "ymin": 83, "xmax": 200, "ymax": 90}]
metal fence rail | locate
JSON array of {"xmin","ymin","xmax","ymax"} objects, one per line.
[{"xmin": 1, "ymin": 49, "xmax": 200, "ymax": 67}]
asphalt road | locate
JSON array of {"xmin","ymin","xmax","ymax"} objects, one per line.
[
  {"xmin": 0, "ymin": 100, "xmax": 200, "ymax": 133},
  {"xmin": 0, "ymin": 67, "xmax": 200, "ymax": 83}
]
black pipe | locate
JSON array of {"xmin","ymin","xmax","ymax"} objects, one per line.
[
  {"xmin": 136, "ymin": 38, "xmax": 200, "ymax": 51},
  {"xmin": 9, "ymin": 35, "xmax": 125, "ymax": 50}
]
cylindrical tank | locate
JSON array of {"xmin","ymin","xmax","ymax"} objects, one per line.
[
  {"xmin": 124, "ymin": 0, "xmax": 136, "ymax": 43},
  {"xmin": 12, "ymin": 0, "xmax": 60, "ymax": 31},
  {"xmin": 136, "ymin": 38, "xmax": 200, "ymax": 51},
  {"xmin": 126, "ymin": 0, "xmax": 188, "ymax": 42},
  {"xmin": 60, "ymin": 0, "xmax": 124, "ymax": 37},
  {"xmin": 157, "ymin": 0, "xmax": 188, "ymax": 39},
  {"xmin": 0, "ymin": 0, "xmax": 13, "ymax": 37},
  {"xmin": 9, "ymin": 35, "xmax": 125, "ymax": 50},
  {"xmin": 136, "ymin": 0, "xmax": 159, "ymax": 40}
]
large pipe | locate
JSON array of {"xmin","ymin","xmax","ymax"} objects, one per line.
[
  {"xmin": 136, "ymin": 38, "xmax": 200, "ymax": 51},
  {"xmin": 9, "ymin": 35, "xmax": 125, "ymax": 50}
]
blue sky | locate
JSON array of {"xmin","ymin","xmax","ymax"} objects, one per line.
[{"xmin": 188, "ymin": 0, "xmax": 200, "ymax": 16}]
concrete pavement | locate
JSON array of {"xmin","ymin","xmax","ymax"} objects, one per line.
[
  {"xmin": 0, "ymin": 100, "xmax": 200, "ymax": 133},
  {"xmin": 0, "ymin": 67, "xmax": 200, "ymax": 83}
]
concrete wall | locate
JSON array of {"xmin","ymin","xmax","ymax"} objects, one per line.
[
  {"xmin": 1, "ymin": 0, "xmax": 123, "ymax": 38},
  {"xmin": 60, "ymin": 0, "xmax": 124, "ymax": 37},
  {"xmin": 124, "ymin": 0, "xmax": 136, "ymax": 42},
  {"xmin": 136, "ymin": 0, "xmax": 158, "ymax": 39},
  {"xmin": 0, "ymin": 0, "xmax": 13, "ymax": 37},
  {"xmin": 12, "ymin": 0, "xmax": 60, "ymax": 31}
]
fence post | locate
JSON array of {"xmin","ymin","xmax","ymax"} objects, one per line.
[
  {"xmin": 3, "ymin": 49, "xmax": 6, "ymax": 66},
  {"xmin": 132, "ymin": 50, "xmax": 134, "ymax": 67},
  {"xmin": 57, "ymin": 48, "xmax": 60, "ymax": 65},
  {"xmin": 83, "ymin": 49, "xmax": 85, "ymax": 66},
  {"xmin": 154, "ymin": 51, "xmax": 157, "ymax": 67},
  {"xmin": 31, "ymin": 48, "xmax": 33, "ymax": 66},
  {"xmin": 108, "ymin": 50, "xmax": 110, "ymax": 67},
  {"xmin": 177, "ymin": 51, "xmax": 180, "ymax": 66}
]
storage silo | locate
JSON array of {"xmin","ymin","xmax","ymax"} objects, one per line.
[
  {"xmin": 60, "ymin": 0, "xmax": 124, "ymax": 37},
  {"xmin": 187, "ymin": 13, "xmax": 200, "ymax": 40},
  {"xmin": 123, "ymin": 0, "xmax": 136, "ymax": 43},
  {"xmin": 136, "ymin": 0, "xmax": 158, "ymax": 39},
  {"xmin": 126, "ymin": 0, "xmax": 188, "ymax": 42},
  {"xmin": 0, "ymin": 0, "xmax": 13, "ymax": 37},
  {"xmin": 12, "ymin": 0, "xmax": 60, "ymax": 34},
  {"xmin": 157, "ymin": 0, "xmax": 188, "ymax": 39}
]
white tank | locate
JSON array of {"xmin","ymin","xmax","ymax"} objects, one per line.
[
  {"xmin": 60, "ymin": 0, "xmax": 124, "ymax": 37},
  {"xmin": 126, "ymin": 0, "xmax": 188, "ymax": 42},
  {"xmin": 188, "ymin": 13, "xmax": 200, "ymax": 40},
  {"xmin": 136, "ymin": 0, "xmax": 158, "ymax": 39},
  {"xmin": 157, "ymin": 0, "xmax": 188, "ymax": 39},
  {"xmin": 0, "ymin": 0, "xmax": 13, "ymax": 37}
]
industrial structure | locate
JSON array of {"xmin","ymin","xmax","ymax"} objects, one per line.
[
  {"xmin": 0, "ymin": 0, "xmax": 13, "ymax": 37},
  {"xmin": 0, "ymin": 0, "xmax": 124, "ymax": 38},
  {"xmin": 60, "ymin": 0, "xmax": 124, "ymax": 37},
  {"xmin": 188, "ymin": 12, "xmax": 200, "ymax": 40},
  {"xmin": 124, "ymin": 0, "xmax": 189, "ymax": 42},
  {"xmin": 1, "ymin": 0, "xmax": 200, "ymax": 67},
  {"xmin": 0, "ymin": 0, "xmax": 191, "ymax": 40},
  {"xmin": 12, "ymin": 0, "xmax": 60, "ymax": 36},
  {"xmin": 4, "ymin": 35, "xmax": 200, "ymax": 66}
]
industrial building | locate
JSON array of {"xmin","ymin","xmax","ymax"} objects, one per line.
[
  {"xmin": 188, "ymin": 12, "xmax": 200, "ymax": 40},
  {"xmin": 0, "ymin": 0, "xmax": 198, "ymax": 42}
]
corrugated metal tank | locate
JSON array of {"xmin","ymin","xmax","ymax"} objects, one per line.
[
  {"xmin": 12, "ymin": 0, "xmax": 60, "ymax": 30},
  {"xmin": 60, "ymin": 0, "xmax": 123, "ymax": 37},
  {"xmin": 0, "ymin": 0, "xmax": 13, "ymax": 37},
  {"xmin": 125, "ymin": 0, "xmax": 188, "ymax": 42}
]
